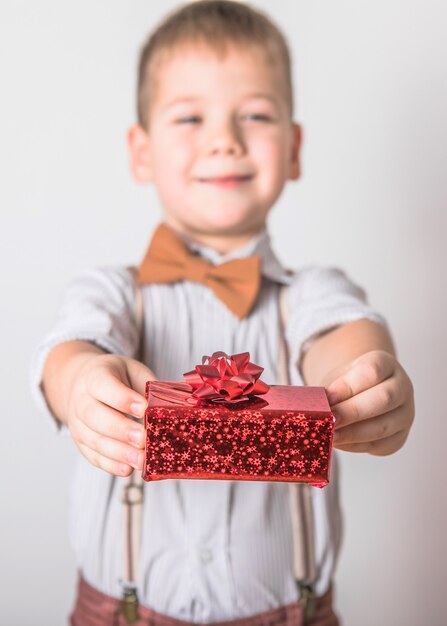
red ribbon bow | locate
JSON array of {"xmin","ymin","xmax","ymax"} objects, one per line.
[{"xmin": 183, "ymin": 351, "xmax": 269, "ymax": 405}]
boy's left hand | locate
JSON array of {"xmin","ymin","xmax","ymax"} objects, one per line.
[{"xmin": 324, "ymin": 350, "xmax": 415, "ymax": 455}]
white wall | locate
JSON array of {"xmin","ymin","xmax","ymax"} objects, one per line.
[{"xmin": 1, "ymin": 1, "xmax": 446, "ymax": 624}]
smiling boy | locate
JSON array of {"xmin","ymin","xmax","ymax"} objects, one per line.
[
  {"xmin": 128, "ymin": 42, "xmax": 300, "ymax": 252},
  {"xmin": 32, "ymin": 2, "xmax": 414, "ymax": 625}
]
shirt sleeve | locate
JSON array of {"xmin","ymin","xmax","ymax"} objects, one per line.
[
  {"xmin": 285, "ymin": 266, "xmax": 389, "ymax": 381},
  {"xmin": 29, "ymin": 266, "xmax": 139, "ymax": 432}
]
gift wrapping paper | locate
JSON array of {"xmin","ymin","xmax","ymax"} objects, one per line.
[{"xmin": 143, "ymin": 381, "xmax": 335, "ymax": 487}]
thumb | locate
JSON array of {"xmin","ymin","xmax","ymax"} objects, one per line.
[
  {"xmin": 325, "ymin": 351, "xmax": 394, "ymax": 406},
  {"xmin": 123, "ymin": 356, "xmax": 158, "ymax": 398}
]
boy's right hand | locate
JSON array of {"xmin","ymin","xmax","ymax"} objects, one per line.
[
  {"xmin": 64, "ymin": 352, "xmax": 155, "ymax": 476},
  {"xmin": 44, "ymin": 342, "xmax": 155, "ymax": 476}
]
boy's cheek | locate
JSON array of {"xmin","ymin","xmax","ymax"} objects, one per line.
[
  {"xmin": 251, "ymin": 133, "xmax": 288, "ymax": 160},
  {"xmin": 164, "ymin": 139, "xmax": 196, "ymax": 167},
  {"xmin": 151, "ymin": 141, "xmax": 191, "ymax": 173},
  {"xmin": 254, "ymin": 143, "xmax": 291, "ymax": 181}
]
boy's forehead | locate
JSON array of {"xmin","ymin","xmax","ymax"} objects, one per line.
[{"xmin": 150, "ymin": 41, "xmax": 288, "ymax": 108}]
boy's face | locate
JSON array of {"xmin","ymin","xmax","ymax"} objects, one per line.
[{"xmin": 128, "ymin": 43, "xmax": 301, "ymax": 250}]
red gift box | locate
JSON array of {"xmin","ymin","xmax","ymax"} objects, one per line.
[{"xmin": 143, "ymin": 355, "xmax": 335, "ymax": 487}]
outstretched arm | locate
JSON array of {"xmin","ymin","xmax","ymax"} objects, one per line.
[{"xmin": 300, "ymin": 319, "xmax": 415, "ymax": 455}]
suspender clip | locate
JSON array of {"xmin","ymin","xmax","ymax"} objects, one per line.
[
  {"xmin": 121, "ymin": 584, "xmax": 139, "ymax": 623},
  {"xmin": 298, "ymin": 582, "xmax": 316, "ymax": 625}
]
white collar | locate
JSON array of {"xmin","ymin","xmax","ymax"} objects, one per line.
[{"xmin": 180, "ymin": 227, "xmax": 294, "ymax": 285}]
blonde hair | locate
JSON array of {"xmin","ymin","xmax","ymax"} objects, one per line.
[{"xmin": 137, "ymin": 0, "xmax": 293, "ymax": 128}]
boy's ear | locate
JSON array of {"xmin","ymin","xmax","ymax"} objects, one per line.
[
  {"xmin": 288, "ymin": 123, "xmax": 302, "ymax": 181},
  {"xmin": 127, "ymin": 124, "xmax": 153, "ymax": 183}
]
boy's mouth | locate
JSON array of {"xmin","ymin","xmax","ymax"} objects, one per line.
[{"xmin": 197, "ymin": 174, "xmax": 253, "ymax": 189}]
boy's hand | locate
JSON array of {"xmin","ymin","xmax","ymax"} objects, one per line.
[
  {"xmin": 325, "ymin": 350, "xmax": 415, "ymax": 455},
  {"xmin": 66, "ymin": 353, "xmax": 155, "ymax": 476}
]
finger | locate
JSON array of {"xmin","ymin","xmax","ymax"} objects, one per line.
[
  {"xmin": 122, "ymin": 357, "xmax": 157, "ymax": 398},
  {"xmin": 77, "ymin": 442, "xmax": 135, "ymax": 476},
  {"xmin": 332, "ymin": 375, "xmax": 405, "ymax": 430},
  {"xmin": 335, "ymin": 429, "xmax": 408, "ymax": 455},
  {"xmin": 326, "ymin": 350, "xmax": 395, "ymax": 406},
  {"xmin": 333, "ymin": 405, "xmax": 408, "ymax": 445},
  {"xmin": 77, "ymin": 424, "xmax": 145, "ymax": 470},
  {"xmin": 84, "ymin": 363, "xmax": 148, "ymax": 419},
  {"xmin": 74, "ymin": 398, "xmax": 146, "ymax": 449}
]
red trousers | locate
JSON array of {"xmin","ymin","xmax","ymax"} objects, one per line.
[{"xmin": 70, "ymin": 576, "xmax": 340, "ymax": 626}]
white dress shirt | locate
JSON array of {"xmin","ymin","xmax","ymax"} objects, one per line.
[{"xmin": 30, "ymin": 228, "xmax": 387, "ymax": 622}]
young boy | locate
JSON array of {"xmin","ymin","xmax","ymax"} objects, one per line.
[{"xmin": 31, "ymin": 2, "xmax": 414, "ymax": 625}]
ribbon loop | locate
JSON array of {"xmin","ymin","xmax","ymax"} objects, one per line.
[{"xmin": 183, "ymin": 351, "xmax": 269, "ymax": 405}]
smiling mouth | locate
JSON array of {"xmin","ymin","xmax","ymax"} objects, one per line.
[{"xmin": 197, "ymin": 175, "xmax": 253, "ymax": 188}]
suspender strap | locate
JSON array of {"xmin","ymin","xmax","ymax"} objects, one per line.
[
  {"xmin": 122, "ymin": 471, "xmax": 143, "ymax": 623},
  {"xmin": 122, "ymin": 274, "xmax": 318, "ymax": 624},
  {"xmin": 279, "ymin": 286, "xmax": 317, "ymax": 624},
  {"xmin": 120, "ymin": 268, "xmax": 145, "ymax": 623}
]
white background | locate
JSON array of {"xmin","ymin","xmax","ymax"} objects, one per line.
[{"xmin": 1, "ymin": 1, "xmax": 446, "ymax": 624}]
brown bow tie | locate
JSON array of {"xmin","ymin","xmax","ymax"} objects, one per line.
[{"xmin": 137, "ymin": 223, "xmax": 262, "ymax": 319}]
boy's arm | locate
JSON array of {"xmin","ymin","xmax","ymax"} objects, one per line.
[
  {"xmin": 43, "ymin": 340, "xmax": 105, "ymax": 426},
  {"xmin": 42, "ymin": 340, "xmax": 155, "ymax": 475},
  {"xmin": 300, "ymin": 319, "xmax": 415, "ymax": 456}
]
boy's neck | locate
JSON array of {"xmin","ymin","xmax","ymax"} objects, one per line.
[{"xmin": 163, "ymin": 219, "xmax": 266, "ymax": 256}]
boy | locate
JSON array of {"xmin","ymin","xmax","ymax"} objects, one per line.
[{"xmin": 31, "ymin": 2, "xmax": 414, "ymax": 625}]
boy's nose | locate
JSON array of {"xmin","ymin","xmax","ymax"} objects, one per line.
[{"xmin": 206, "ymin": 120, "xmax": 245, "ymax": 157}]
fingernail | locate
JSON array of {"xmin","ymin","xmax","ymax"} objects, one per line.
[
  {"xmin": 128, "ymin": 449, "xmax": 140, "ymax": 467},
  {"xmin": 129, "ymin": 428, "xmax": 144, "ymax": 446},
  {"xmin": 120, "ymin": 463, "xmax": 132, "ymax": 476},
  {"xmin": 332, "ymin": 410, "xmax": 342, "ymax": 426},
  {"xmin": 326, "ymin": 390, "xmax": 340, "ymax": 405},
  {"xmin": 130, "ymin": 401, "xmax": 145, "ymax": 417},
  {"xmin": 128, "ymin": 450, "xmax": 144, "ymax": 470},
  {"xmin": 136, "ymin": 451, "xmax": 144, "ymax": 470}
]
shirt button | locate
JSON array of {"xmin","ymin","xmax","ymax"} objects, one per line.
[{"xmin": 200, "ymin": 549, "xmax": 213, "ymax": 564}]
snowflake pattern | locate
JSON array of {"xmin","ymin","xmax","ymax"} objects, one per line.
[{"xmin": 144, "ymin": 385, "xmax": 334, "ymax": 486}]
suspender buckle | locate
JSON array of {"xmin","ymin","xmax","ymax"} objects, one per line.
[
  {"xmin": 121, "ymin": 584, "xmax": 139, "ymax": 623},
  {"xmin": 298, "ymin": 582, "xmax": 316, "ymax": 625},
  {"xmin": 123, "ymin": 481, "xmax": 144, "ymax": 505}
]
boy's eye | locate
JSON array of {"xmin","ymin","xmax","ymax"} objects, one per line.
[
  {"xmin": 242, "ymin": 113, "xmax": 273, "ymax": 122},
  {"xmin": 175, "ymin": 115, "xmax": 202, "ymax": 125}
]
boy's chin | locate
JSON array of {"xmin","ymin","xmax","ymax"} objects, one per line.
[
  {"xmin": 164, "ymin": 207, "xmax": 269, "ymax": 241},
  {"xmin": 194, "ymin": 209, "xmax": 268, "ymax": 235},
  {"xmin": 165, "ymin": 217, "xmax": 266, "ymax": 253},
  {"xmin": 189, "ymin": 219, "xmax": 266, "ymax": 239}
]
